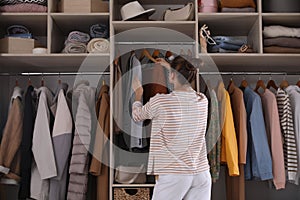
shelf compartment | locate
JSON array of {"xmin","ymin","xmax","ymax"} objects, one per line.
[
  {"xmin": 112, "ymin": 0, "xmax": 195, "ymax": 21},
  {"xmin": 198, "ymin": 53, "xmax": 300, "ymax": 72},
  {"xmin": 0, "ymin": 53, "xmax": 110, "ymax": 72},
  {"xmin": 0, "ymin": 13, "xmax": 48, "ymax": 48},
  {"xmin": 198, "ymin": 13, "xmax": 260, "ymax": 53},
  {"xmin": 112, "ymin": 21, "xmax": 196, "ymax": 41},
  {"xmin": 50, "ymin": 13, "xmax": 109, "ymax": 53}
]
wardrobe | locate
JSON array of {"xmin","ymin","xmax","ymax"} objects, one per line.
[{"xmin": 0, "ymin": 0, "xmax": 300, "ymax": 199}]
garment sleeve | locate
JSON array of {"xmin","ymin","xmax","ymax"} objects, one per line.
[
  {"xmin": 32, "ymin": 93, "xmax": 57, "ymax": 179},
  {"xmin": 0, "ymin": 98, "xmax": 23, "ymax": 180},
  {"xmin": 221, "ymin": 92, "xmax": 240, "ymax": 176},
  {"xmin": 270, "ymin": 101, "xmax": 286, "ymax": 189},
  {"xmin": 132, "ymin": 95, "xmax": 159, "ymax": 121}
]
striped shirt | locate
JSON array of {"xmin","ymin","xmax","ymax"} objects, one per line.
[
  {"xmin": 132, "ymin": 89, "xmax": 210, "ymax": 175},
  {"xmin": 276, "ymin": 88, "xmax": 298, "ymax": 183}
]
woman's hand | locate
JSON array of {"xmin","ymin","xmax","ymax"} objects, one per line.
[
  {"xmin": 132, "ymin": 76, "xmax": 143, "ymax": 101},
  {"xmin": 156, "ymin": 58, "xmax": 171, "ymax": 70}
]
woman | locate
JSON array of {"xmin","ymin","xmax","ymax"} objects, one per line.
[{"xmin": 132, "ymin": 56, "xmax": 211, "ymax": 200}]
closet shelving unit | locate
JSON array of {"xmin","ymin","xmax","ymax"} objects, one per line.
[{"xmin": 0, "ymin": 0, "xmax": 299, "ymax": 199}]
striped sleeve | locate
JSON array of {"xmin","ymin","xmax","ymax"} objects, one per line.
[{"xmin": 132, "ymin": 95, "xmax": 159, "ymax": 121}]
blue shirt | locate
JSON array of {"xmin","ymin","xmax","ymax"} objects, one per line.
[{"xmin": 242, "ymin": 87, "xmax": 273, "ymax": 180}]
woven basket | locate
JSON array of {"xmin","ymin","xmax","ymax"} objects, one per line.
[{"xmin": 114, "ymin": 188, "xmax": 150, "ymax": 200}]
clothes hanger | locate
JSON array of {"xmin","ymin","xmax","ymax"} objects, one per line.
[
  {"xmin": 180, "ymin": 43, "xmax": 185, "ymax": 55},
  {"xmin": 152, "ymin": 49, "xmax": 160, "ymax": 58},
  {"xmin": 280, "ymin": 73, "xmax": 289, "ymax": 89},
  {"xmin": 254, "ymin": 74, "xmax": 266, "ymax": 93},
  {"xmin": 227, "ymin": 73, "xmax": 234, "ymax": 89},
  {"xmin": 58, "ymin": 73, "xmax": 62, "ymax": 84},
  {"xmin": 296, "ymin": 77, "xmax": 300, "ymax": 87},
  {"xmin": 41, "ymin": 73, "xmax": 45, "ymax": 86},
  {"xmin": 187, "ymin": 48, "xmax": 193, "ymax": 57},
  {"xmin": 266, "ymin": 75, "xmax": 278, "ymax": 90},
  {"xmin": 139, "ymin": 48, "xmax": 157, "ymax": 63},
  {"xmin": 28, "ymin": 73, "xmax": 32, "ymax": 86},
  {"xmin": 15, "ymin": 74, "xmax": 19, "ymax": 86},
  {"xmin": 102, "ymin": 79, "xmax": 106, "ymax": 86},
  {"xmin": 240, "ymin": 74, "xmax": 248, "ymax": 88}
]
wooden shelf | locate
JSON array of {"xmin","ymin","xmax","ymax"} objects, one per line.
[
  {"xmin": 112, "ymin": 21, "xmax": 196, "ymax": 41},
  {"xmin": 198, "ymin": 53, "xmax": 300, "ymax": 72},
  {"xmin": 112, "ymin": 184, "xmax": 155, "ymax": 187},
  {"xmin": 0, "ymin": 53, "xmax": 110, "ymax": 72}
]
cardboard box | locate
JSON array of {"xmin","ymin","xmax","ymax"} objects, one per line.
[
  {"xmin": 0, "ymin": 37, "xmax": 35, "ymax": 54},
  {"xmin": 58, "ymin": 0, "xmax": 109, "ymax": 13}
]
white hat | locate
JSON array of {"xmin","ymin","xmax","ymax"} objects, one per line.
[{"xmin": 120, "ymin": 1, "xmax": 155, "ymax": 21}]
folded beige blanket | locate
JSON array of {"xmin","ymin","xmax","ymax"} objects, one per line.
[
  {"xmin": 87, "ymin": 38, "xmax": 110, "ymax": 53},
  {"xmin": 62, "ymin": 42, "xmax": 87, "ymax": 53}
]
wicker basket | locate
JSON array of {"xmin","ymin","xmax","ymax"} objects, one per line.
[{"xmin": 114, "ymin": 188, "xmax": 150, "ymax": 200}]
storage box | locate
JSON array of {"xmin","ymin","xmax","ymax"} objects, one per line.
[
  {"xmin": 114, "ymin": 188, "xmax": 150, "ymax": 200},
  {"xmin": 58, "ymin": 0, "xmax": 109, "ymax": 13},
  {"xmin": 0, "ymin": 37, "xmax": 35, "ymax": 54}
]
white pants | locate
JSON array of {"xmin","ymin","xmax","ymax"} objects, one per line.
[{"xmin": 152, "ymin": 170, "xmax": 212, "ymax": 200}]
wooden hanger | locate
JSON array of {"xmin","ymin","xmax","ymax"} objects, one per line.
[
  {"xmin": 280, "ymin": 74, "xmax": 289, "ymax": 89},
  {"xmin": 227, "ymin": 74, "xmax": 234, "ymax": 90},
  {"xmin": 254, "ymin": 78, "xmax": 266, "ymax": 93},
  {"xmin": 165, "ymin": 50, "xmax": 173, "ymax": 58},
  {"xmin": 266, "ymin": 76, "xmax": 278, "ymax": 90},
  {"xmin": 58, "ymin": 73, "xmax": 62, "ymax": 84},
  {"xmin": 139, "ymin": 49, "xmax": 157, "ymax": 63},
  {"xmin": 240, "ymin": 75, "xmax": 248, "ymax": 88},
  {"xmin": 41, "ymin": 74, "xmax": 45, "ymax": 86},
  {"xmin": 296, "ymin": 78, "xmax": 300, "ymax": 87},
  {"xmin": 27, "ymin": 74, "xmax": 32, "ymax": 86},
  {"xmin": 187, "ymin": 48, "xmax": 193, "ymax": 57},
  {"xmin": 15, "ymin": 75, "xmax": 19, "ymax": 86},
  {"xmin": 152, "ymin": 49, "xmax": 160, "ymax": 58}
]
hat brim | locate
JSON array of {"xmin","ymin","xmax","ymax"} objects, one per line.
[{"xmin": 122, "ymin": 8, "xmax": 156, "ymax": 21}]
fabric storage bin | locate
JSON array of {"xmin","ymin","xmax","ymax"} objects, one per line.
[
  {"xmin": 114, "ymin": 188, "xmax": 150, "ymax": 200},
  {"xmin": 0, "ymin": 37, "xmax": 35, "ymax": 53},
  {"xmin": 58, "ymin": 0, "xmax": 109, "ymax": 13},
  {"xmin": 263, "ymin": 0, "xmax": 300, "ymax": 12}
]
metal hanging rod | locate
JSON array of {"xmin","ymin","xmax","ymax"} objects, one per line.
[
  {"xmin": 13, "ymin": 72, "xmax": 110, "ymax": 76},
  {"xmin": 198, "ymin": 72, "xmax": 300, "ymax": 75},
  {"xmin": 115, "ymin": 41, "xmax": 196, "ymax": 45}
]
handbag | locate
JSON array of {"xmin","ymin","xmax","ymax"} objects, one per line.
[
  {"xmin": 115, "ymin": 164, "xmax": 146, "ymax": 184},
  {"xmin": 163, "ymin": 2, "xmax": 194, "ymax": 21}
]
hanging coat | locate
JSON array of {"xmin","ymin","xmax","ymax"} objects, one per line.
[{"xmin": 90, "ymin": 84, "xmax": 110, "ymax": 200}]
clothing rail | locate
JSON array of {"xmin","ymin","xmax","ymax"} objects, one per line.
[
  {"xmin": 0, "ymin": 72, "xmax": 110, "ymax": 76},
  {"xmin": 115, "ymin": 41, "xmax": 196, "ymax": 45},
  {"xmin": 198, "ymin": 72, "xmax": 300, "ymax": 76}
]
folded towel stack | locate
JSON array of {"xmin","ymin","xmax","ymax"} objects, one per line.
[
  {"xmin": 62, "ymin": 24, "xmax": 110, "ymax": 54},
  {"xmin": 6, "ymin": 24, "xmax": 32, "ymax": 39},
  {"xmin": 0, "ymin": 0, "xmax": 47, "ymax": 12},
  {"xmin": 219, "ymin": 0, "xmax": 256, "ymax": 12},
  {"xmin": 208, "ymin": 36, "xmax": 253, "ymax": 53},
  {"xmin": 263, "ymin": 25, "xmax": 300, "ymax": 53},
  {"xmin": 62, "ymin": 31, "xmax": 90, "ymax": 53},
  {"xmin": 90, "ymin": 24, "xmax": 109, "ymax": 39}
]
